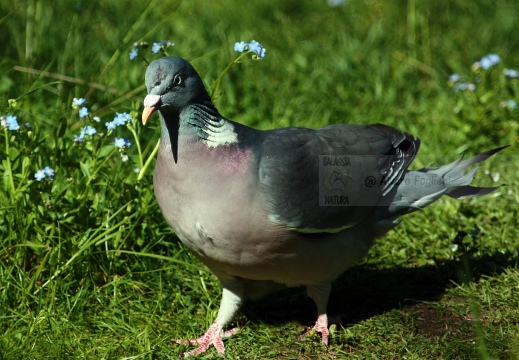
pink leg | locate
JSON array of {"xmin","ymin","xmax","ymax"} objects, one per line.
[
  {"xmin": 301, "ymin": 284, "xmax": 331, "ymax": 346},
  {"xmin": 299, "ymin": 313, "xmax": 329, "ymax": 345},
  {"xmin": 174, "ymin": 286, "xmax": 243, "ymax": 357},
  {"xmin": 174, "ymin": 321, "xmax": 239, "ymax": 357}
]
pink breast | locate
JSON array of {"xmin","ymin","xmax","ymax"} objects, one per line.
[{"xmin": 207, "ymin": 144, "xmax": 251, "ymax": 176}]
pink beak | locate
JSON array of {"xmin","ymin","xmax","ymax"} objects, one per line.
[{"xmin": 142, "ymin": 94, "xmax": 161, "ymax": 125}]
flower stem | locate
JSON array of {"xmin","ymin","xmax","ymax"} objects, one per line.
[
  {"xmin": 137, "ymin": 139, "xmax": 160, "ymax": 181},
  {"xmin": 128, "ymin": 125, "xmax": 144, "ymax": 169},
  {"xmin": 4, "ymin": 129, "xmax": 16, "ymax": 199},
  {"xmin": 209, "ymin": 51, "xmax": 251, "ymax": 99},
  {"xmin": 86, "ymin": 148, "xmax": 117, "ymax": 187}
]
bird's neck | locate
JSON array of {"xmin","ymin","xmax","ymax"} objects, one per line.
[
  {"xmin": 159, "ymin": 101, "xmax": 240, "ymax": 163},
  {"xmin": 183, "ymin": 102, "xmax": 239, "ymax": 148}
]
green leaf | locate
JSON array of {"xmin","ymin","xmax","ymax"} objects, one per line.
[
  {"xmin": 79, "ymin": 162, "xmax": 91, "ymax": 179},
  {"xmin": 54, "ymin": 116, "xmax": 68, "ymax": 139},
  {"xmin": 98, "ymin": 145, "xmax": 114, "ymax": 158}
]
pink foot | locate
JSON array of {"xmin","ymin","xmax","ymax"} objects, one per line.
[
  {"xmin": 299, "ymin": 314, "xmax": 329, "ymax": 346},
  {"xmin": 174, "ymin": 321, "xmax": 238, "ymax": 357}
]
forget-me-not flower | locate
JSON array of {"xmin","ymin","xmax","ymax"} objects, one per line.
[
  {"xmin": 501, "ymin": 99, "xmax": 518, "ymax": 110},
  {"xmin": 34, "ymin": 170, "xmax": 46, "ymax": 181},
  {"xmin": 453, "ymin": 82, "xmax": 476, "ymax": 92},
  {"xmin": 249, "ymin": 40, "xmax": 266, "ymax": 59},
  {"xmin": 114, "ymin": 114, "xmax": 126, "ymax": 126},
  {"xmin": 43, "ymin": 166, "xmax": 55, "ymax": 179},
  {"xmin": 129, "ymin": 48, "xmax": 139, "ymax": 60},
  {"xmin": 72, "ymin": 98, "xmax": 87, "ymax": 107},
  {"xmin": 234, "ymin": 41, "xmax": 247, "ymax": 52},
  {"xmin": 480, "ymin": 58, "xmax": 492, "ymax": 70},
  {"xmin": 34, "ymin": 166, "xmax": 55, "ymax": 181},
  {"xmin": 84, "ymin": 126, "xmax": 96, "ymax": 136},
  {"xmin": 257, "ymin": 47, "xmax": 266, "ymax": 59},
  {"xmin": 248, "ymin": 40, "xmax": 261, "ymax": 53},
  {"xmin": 79, "ymin": 107, "xmax": 89, "ymax": 118},
  {"xmin": 115, "ymin": 138, "xmax": 131, "ymax": 148},
  {"xmin": 77, "ymin": 125, "xmax": 97, "ymax": 140},
  {"xmin": 504, "ymin": 68, "xmax": 519, "ymax": 79},
  {"xmin": 487, "ymin": 54, "xmax": 501, "ymax": 65},
  {"xmin": 449, "ymin": 73, "xmax": 461, "ymax": 83},
  {"xmin": 115, "ymin": 112, "xmax": 132, "ymax": 126},
  {"xmin": 327, "ymin": 0, "xmax": 347, "ymax": 6},
  {"xmin": 153, "ymin": 40, "xmax": 174, "ymax": 54},
  {"xmin": 235, "ymin": 40, "xmax": 266, "ymax": 59},
  {"xmin": 5, "ymin": 115, "xmax": 20, "ymax": 131},
  {"xmin": 475, "ymin": 53, "xmax": 501, "ymax": 70},
  {"xmin": 105, "ymin": 121, "xmax": 116, "ymax": 130},
  {"xmin": 151, "ymin": 43, "xmax": 161, "ymax": 54}
]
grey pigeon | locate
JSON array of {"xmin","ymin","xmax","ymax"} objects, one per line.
[{"xmin": 142, "ymin": 56, "xmax": 505, "ymax": 357}]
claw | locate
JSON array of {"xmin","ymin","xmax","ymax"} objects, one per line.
[{"xmin": 174, "ymin": 321, "xmax": 238, "ymax": 357}]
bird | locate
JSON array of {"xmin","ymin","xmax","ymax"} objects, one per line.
[{"xmin": 141, "ymin": 56, "xmax": 505, "ymax": 357}]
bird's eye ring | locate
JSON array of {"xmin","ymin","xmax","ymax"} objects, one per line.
[{"xmin": 174, "ymin": 75, "xmax": 182, "ymax": 85}]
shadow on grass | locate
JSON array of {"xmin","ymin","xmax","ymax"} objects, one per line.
[{"xmin": 242, "ymin": 249, "xmax": 518, "ymax": 328}]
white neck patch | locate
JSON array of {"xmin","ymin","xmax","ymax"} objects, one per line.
[{"xmin": 201, "ymin": 119, "xmax": 238, "ymax": 148}]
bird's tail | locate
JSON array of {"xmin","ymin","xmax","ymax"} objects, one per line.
[{"xmin": 386, "ymin": 146, "xmax": 507, "ymax": 218}]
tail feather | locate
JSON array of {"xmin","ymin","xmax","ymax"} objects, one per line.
[
  {"xmin": 423, "ymin": 146, "xmax": 508, "ymax": 180},
  {"xmin": 386, "ymin": 146, "xmax": 507, "ymax": 218},
  {"xmin": 447, "ymin": 185, "xmax": 504, "ymax": 199}
]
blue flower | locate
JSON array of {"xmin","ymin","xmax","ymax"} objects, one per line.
[
  {"xmin": 257, "ymin": 47, "xmax": 266, "ymax": 59},
  {"xmin": 248, "ymin": 40, "xmax": 261, "ymax": 54},
  {"xmin": 487, "ymin": 54, "xmax": 501, "ymax": 65},
  {"xmin": 453, "ymin": 82, "xmax": 476, "ymax": 92},
  {"xmin": 234, "ymin": 40, "xmax": 266, "ymax": 59},
  {"xmin": 114, "ymin": 116, "xmax": 126, "ymax": 126},
  {"xmin": 84, "ymin": 126, "xmax": 96, "ymax": 136},
  {"xmin": 504, "ymin": 68, "xmax": 519, "ymax": 79},
  {"xmin": 478, "ymin": 54, "xmax": 501, "ymax": 70},
  {"xmin": 114, "ymin": 112, "xmax": 132, "ymax": 126},
  {"xmin": 234, "ymin": 41, "xmax": 247, "ymax": 53},
  {"xmin": 115, "ymin": 138, "xmax": 131, "ymax": 148},
  {"xmin": 248, "ymin": 40, "xmax": 266, "ymax": 59},
  {"xmin": 129, "ymin": 48, "xmax": 138, "ymax": 60},
  {"xmin": 34, "ymin": 166, "xmax": 55, "ymax": 181},
  {"xmin": 74, "ymin": 135, "xmax": 84, "ymax": 143},
  {"xmin": 34, "ymin": 170, "xmax": 46, "ymax": 181},
  {"xmin": 78, "ymin": 125, "xmax": 96, "ymax": 139},
  {"xmin": 327, "ymin": 0, "xmax": 347, "ymax": 6},
  {"xmin": 43, "ymin": 166, "xmax": 55, "ymax": 179},
  {"xmin": 151, "ymin": 43, "xmax": 162, "ymax": 54},
  {"xmin": 105, "ymin": 121, "xmax": 116, "ymax": 130},
  {"xmin": 480, "ymin": 57, "xmax": 492, "ymax": 70},
  {"xmin": 502, "ymin": 99, "xmax": 517, "ymax": 110},
  {"xmin": 151, "ymin": 40, "xmax": 174, "ymax": 54},
  {"xmin": 449, "ymin": 73, "xmax": 461, "ymax": 83},
  {"xmin": 5, "ymin": 115, "xmax": 20, "ymax": 131},
  {"xmin": 72, "ymin": 98, "xmax": 87, "ymax": 107},
  {"xmin": 79, "ymin": 107, "xmax": 89, "ymax": 118}
]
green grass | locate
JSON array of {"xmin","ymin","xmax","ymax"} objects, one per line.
[{"xmin": 1, "ymin": 0, "xmax": 518, "ymax": 358}]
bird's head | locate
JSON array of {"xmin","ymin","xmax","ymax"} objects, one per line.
[{"xmin": 142, "ymin": 57, "xmax": 209, "ymax": 125}]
